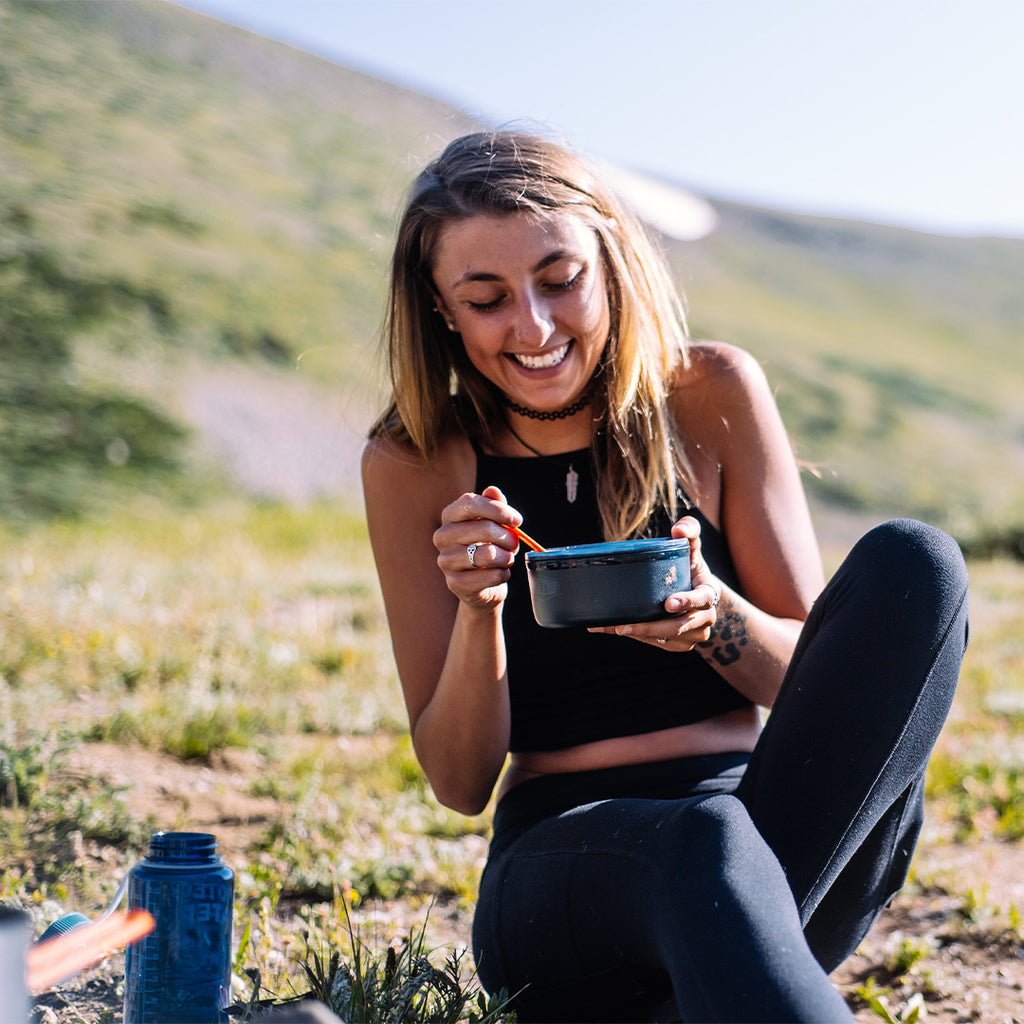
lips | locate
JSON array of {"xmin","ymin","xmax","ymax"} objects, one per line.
[{"xmin": 508, "ymin": 340, "xmax": 571, "ymax": 370}]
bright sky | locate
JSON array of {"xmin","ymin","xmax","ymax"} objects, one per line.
[{"xmin": 173, "ymin": 0, "xmax": 1024, "ymax": 238}]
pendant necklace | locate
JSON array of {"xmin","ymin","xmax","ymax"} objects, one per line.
[
  {"xmin": 565, "ymin": 463, "xmax": 579, "ymax": 503},
  {"xmin": 499, "ymin": 384, "xmax": 594, "ymax": 504},
  {"xmin": 505, "ymin": 420, "xmax": 580, "ymax": 504}
]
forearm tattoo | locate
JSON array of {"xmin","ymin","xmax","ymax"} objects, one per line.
[{"xmin": 697, "ymin": 604, "xmax": 749, "ymax": 666}]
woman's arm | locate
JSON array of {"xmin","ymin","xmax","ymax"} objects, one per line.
[
  {"xmin": 361, "ymin": 436, "xmax": 522, "ymax": 814},
  {"xmin": 593, "ymin": 342, "xmax": 824, "ymax": 707}
]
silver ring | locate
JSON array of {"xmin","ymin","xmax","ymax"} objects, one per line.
[
  {"xmin": 709, "ymin": 584, "xmax": 721, "ymax": 609},
  {"xmin": 467, "ymin": 543, "xmax": 478, "ymax": 568},
  {"xmin": 656, "ymin": 637, "xmax": 667, "ymax": 645}
]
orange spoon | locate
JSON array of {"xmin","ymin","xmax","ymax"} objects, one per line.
[{"xmin": 509, "ymin": 524, "xmax": 546, "ymax": 552}]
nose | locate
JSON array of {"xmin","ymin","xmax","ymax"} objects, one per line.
[{"xmin": 513, "ymin": 289, "xmax": 555, "ymax": 347}]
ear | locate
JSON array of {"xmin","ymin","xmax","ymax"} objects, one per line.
[{"xmin": 432, "ymin": 295, "xmax": 457, "ymax": 333}]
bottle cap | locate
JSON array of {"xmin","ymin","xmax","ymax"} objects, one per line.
[{"xmin": 38, "ymin": 912, "xmax": 92, "ymax": 944}]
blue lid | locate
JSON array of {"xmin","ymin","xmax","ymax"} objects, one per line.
[
  {"xmin": 147, "ymin": 831, "xmax": 219, "ymax": 862},
  {"xmin": 526, "ymin": 537, "xmax": 688, "ymax": 569}
]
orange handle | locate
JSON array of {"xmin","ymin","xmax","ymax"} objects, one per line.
[
  {"xmin": 509, "ymin": 524, "xmax": 546, "ymax": 552},
  {"xmin": 25, "ymin": 909, "xmax": 155, "ymax": 993}
]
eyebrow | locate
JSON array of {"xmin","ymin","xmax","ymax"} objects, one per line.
[{"xmin": 452, "ymin": 249, "xmax": 578, "ymax": 288}]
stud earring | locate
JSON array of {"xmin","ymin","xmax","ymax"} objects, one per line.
[{"xmin": 434, "ymin": 307, "xmax": 457, "ymax": 332}]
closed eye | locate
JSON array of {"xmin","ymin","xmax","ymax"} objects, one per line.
[
  {"xmin": 545, "ymin": 266, "xmax": 585, "ymax": 292},
  {"xmin": 462, "ymin": 265, "xmax": 586, "ymax": 311}
]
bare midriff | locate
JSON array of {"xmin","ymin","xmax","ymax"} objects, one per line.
[{"xmin": 497, "ymin": 705, "xmax": 762, "ymax": 800}]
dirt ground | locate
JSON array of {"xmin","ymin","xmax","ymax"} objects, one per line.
[{"xmin": 25, "ymin": 743, "xmax": 1024, "ymax": 1024}]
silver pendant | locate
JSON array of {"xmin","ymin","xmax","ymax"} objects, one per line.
[{"xmin": 566, "ymin": 463, "xmax": 579, "ymax": 503}]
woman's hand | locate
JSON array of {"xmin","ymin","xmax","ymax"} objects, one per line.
[
  {"xmin": 588, "ymin": 515, "xmax": 722, "ymax": 651},
  {"xmin": 433, "ymin": 485, "xmax": 523, "ymax": 609}
]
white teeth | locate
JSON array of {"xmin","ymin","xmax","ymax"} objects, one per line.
[{"xmin": 513, "ymin": 342, "xmax": 570, "ymax": 369}]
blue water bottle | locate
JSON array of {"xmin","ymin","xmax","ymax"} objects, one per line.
[{"xmin": 124, "ymin": 831, "xmax": 234, "ymax": 1023}]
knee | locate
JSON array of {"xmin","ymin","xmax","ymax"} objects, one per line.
[
  {"xmin": 869, "ymin": 518, "xmax": 965, "ymax": 574},
  {"xmin": 842, "ymin": 519, "xmax": 969, "ymax": 658},
  {"xmin": 676, "ymin": 794, "xmax": 777, "ymax": 876},
  {"xmin": 666, "ymin": 795, "xmax": 799, "ymax": 926},
  {"xmin": 682, "ymin": 792, "xmax": 748, "ymax": 840},
  {"xmin": 854, "ymin": 519, "xmax": 968, "ymax": 598}
]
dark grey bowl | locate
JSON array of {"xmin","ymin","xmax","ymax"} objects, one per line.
[{"xmin": 525, "ymin": 537, "xmax": 691, "ymax": 628}]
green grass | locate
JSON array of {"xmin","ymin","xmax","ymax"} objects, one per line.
[
  {"xmin": 0, "ymin": 0, "xmax": 473, "ymax": 382},
  {"xmin": 0, "ymin": 500, "xmax": 494, "ymax": 1008},
  {"xmin": 922, "ymin": 558, "xmax": 1024, "ymax": 843},
  {"xmin": 233, "ymin": 889, "xmax": 515, "ymax": 1023},
  {"xmin": 0, "ymin": 500, "xmax": 402, "ymax": 741},
  {"xmin": 1, "ymin": 499, "xmax": 1022, "ymax": 1020}
]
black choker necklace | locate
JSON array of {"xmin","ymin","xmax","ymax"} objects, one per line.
[{"xmin": 501, "ymin": 387, "xmax": 594, "ymax": 421}]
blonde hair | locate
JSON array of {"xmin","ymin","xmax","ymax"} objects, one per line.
[{"xmin": 371, "ymin": 131, "xmax": 691, "ymax": 540}]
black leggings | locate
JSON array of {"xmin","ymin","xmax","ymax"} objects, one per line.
[{"xmin": 472, "ymin": 520, "xmax": 970, "ymax": 1022}]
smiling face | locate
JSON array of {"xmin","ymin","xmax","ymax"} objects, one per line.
[{"xmin": 430, "ymin": 211, "xmax": 611, "ymax": 416}]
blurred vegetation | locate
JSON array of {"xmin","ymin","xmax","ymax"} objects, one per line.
[
  {"xmin": 0, "ymin": 501, "xmax": 488, "ymax": 933},
  {"xmin": 670, "ymin": 204, "xmax": 1024, "ymax": 552},
  {"xmin": 0, "ymin": 0, "xmax": 477, "ymax": 519},
  {"xmin": 1, "ymin": 0, "xmax": 1022, "ymax": 551},
  {"xmin": 0, "ymin": 209, "xmax": 187, "ymax": 520}
]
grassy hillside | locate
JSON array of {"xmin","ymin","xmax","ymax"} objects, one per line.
[
  {"xmin": 0, "ymin": 0, "xmax": 478, "ymax": 518},
  {"xmin": 670, "ymin": 204, "xmax": 1024, "ymax": 542},
  {"xmin": 0, "ymin": 0, "xmax": 477, "ymax": 368},
  {"xmin": 1, "ymin": 0, "xmax": 1021, "ymax": 546}
]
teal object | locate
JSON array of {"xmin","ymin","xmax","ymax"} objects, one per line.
[{"xmin": 38, "ymin": 911, "xmax": 92, "ymax": 943}]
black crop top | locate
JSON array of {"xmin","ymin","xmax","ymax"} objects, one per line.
[{"xmin": 475, "ymin": 447, "xmax": 753, "ymax": 752}]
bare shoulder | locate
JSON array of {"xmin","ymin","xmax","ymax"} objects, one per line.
[
  {"xmin": 671, "ymin": 340, "xmax": 776, "ymax": 449},
  {"xmin": 676, "ymin": 340, "xmax": 769, "ymax": 402},
  {"xmin": 673, "ymin": 341, "xmax": 822, "ymax": 612},
  {"xmin": 361, "ymin": 433, "xmax": 477, "ymax": 590},
  {"xmin": 362, "ymin": 434, "xmax": 475, "ymax": 513}
]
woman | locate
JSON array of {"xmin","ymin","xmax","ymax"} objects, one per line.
[{"xmin": 361, "ymin": 131, "xmax": 969, "ymax": 1022}]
